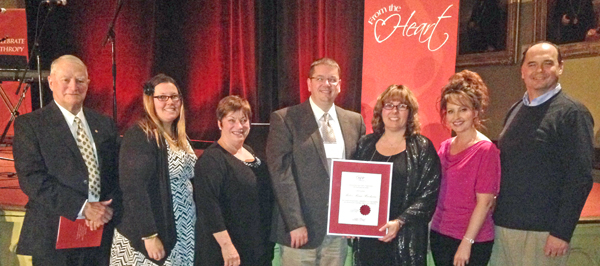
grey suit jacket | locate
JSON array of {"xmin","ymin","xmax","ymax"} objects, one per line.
[
  {"xmin": 13, "ymin": 101, "xmax": 119, "ymax": 257},
  {"xmin": 266, "ymin": 100, "xmax": 366, "ymax": 248}
]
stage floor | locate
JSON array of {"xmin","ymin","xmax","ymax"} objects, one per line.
[{"xmin": 0, "ymin": 145, "xmax": 26, "ymax": 211}]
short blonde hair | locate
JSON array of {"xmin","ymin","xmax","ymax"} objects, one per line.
[{"xmin": 50, "ymin": 55, "xmax": 88, "ymax": 77}]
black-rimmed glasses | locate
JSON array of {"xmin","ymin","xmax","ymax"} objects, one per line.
[
  {"xmin": 153, "ymin": 95, "xmax": 181, "ymax": 102},
  {"xmin": 382, "ymin": 103, "xmax": 408, "ymax": 111}
]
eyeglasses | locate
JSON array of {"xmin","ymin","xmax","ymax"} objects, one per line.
[
  {"xmin": 382, "ymin": 103, "xmax": 408, "ymax": 111},
  {"xmin": 310, "ymin": 76, "xmax": 340, "ymax": 85},
  {"xmin": 153, "ymin": 95, "xmax": 181, "ymax": 102}
]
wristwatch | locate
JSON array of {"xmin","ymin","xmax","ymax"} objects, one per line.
[{"xmin": 463, "ymin": 236, "xmax": 474, "ymax": 244}]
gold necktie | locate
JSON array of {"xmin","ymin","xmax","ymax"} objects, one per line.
[
  {"xmin": 74, "ymin": 117, "xmax": 101, "ymax": 200},
  {"xmin": 320, "ymin": 113, "xmax": 336, "ymax": 144}
]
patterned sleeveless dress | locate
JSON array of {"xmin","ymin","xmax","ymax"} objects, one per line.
[{"xmin": 110, "ymin": 142, "xmax": 197, "ymax": 265}]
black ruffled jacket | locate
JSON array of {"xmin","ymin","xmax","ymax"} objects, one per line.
[{"xmin": 353, "ymin": 133, "xmax": 441, "ymax": 266}]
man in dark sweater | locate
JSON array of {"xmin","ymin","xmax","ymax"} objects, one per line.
[{"xmin": 491, "ymin": 42, "xmax": 594, "ymax": 265}]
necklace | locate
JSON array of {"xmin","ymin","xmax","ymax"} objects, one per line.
[{"xmin": 370, "ymin": 149, "xmax": 393, "ymax": 162}]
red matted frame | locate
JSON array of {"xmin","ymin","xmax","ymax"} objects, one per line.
[{"xmin": 327, "ymin": 159, "xmax": 393, "ymax": 238}]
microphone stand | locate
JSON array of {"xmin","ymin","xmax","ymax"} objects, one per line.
[
  {"xmin": 36, "ymin": 52, "xmax": 42, "ymax": 108},
  {"xmin": 102, "ymin": 0, "xmax": 124, "ymax": 123},
  {"xmin": 0, "ymin": 3, "xmax": 54, "ymax": 147}
]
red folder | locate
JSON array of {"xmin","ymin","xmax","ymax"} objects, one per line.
[{"xmin": 56, "ymin": 217, "xmax": 103, "ymax": 249}]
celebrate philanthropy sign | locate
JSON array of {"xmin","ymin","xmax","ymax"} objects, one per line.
[
  {"xmin": 361, "ymin": 1, "xmax": 459, "ymax": 147},
  {"xmin": 0, "ymin": 8, "xmax": 31, "ymax": 136},
  {"xmin": 0, "ymin": 9, "xmax": 28, "ymax": 56}
]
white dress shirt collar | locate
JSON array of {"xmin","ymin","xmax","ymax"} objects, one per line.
[
  {"xmin": 308, "ymin": 97, "xmax": 345, "ymax": 162},
  {"xmin": 309, "ymin": 96, "xmax": 339, "ymax": 122},
  {"xmin": 523, "ymin": 83, "xmax": 562, "ymax": 107},
  {"xmin": 55, "ymin": 101, "xmax": 90, "ymax": 140}
]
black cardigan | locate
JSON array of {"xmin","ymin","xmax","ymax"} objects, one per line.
[
  {"xmin": 353, "ymin": 133, "xmax": 441, "ymax": 266},
  {"xmin": 116, "ymin": 125, "xmax": 177, "ymax": 264}
]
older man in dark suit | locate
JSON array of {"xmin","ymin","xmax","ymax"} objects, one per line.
[
  {"xmin": 13, "ymin": 55, "xmax": 119, "ymax": 266},
  {"xmin": 267, "ymin": 58, "xmax": 366, "ymax": 265}
]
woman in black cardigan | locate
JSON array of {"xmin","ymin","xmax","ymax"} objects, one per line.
[
  {"xmin": 110, "ymin": 74, "xmax": 197, "ymax": 265},
  {"xmin": 353, "ymin": 84, "xmax": 441, "ymax": 266},
  {"xmin": 194, "ymin": 95, "xmax": 274, "ymax": 266}
]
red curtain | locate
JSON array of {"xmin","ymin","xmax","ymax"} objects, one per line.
[
  {"xmin": 182, "ymin": 0, "xmax": 257, "ymax": 140},
  {"xmin": 273, "ymin": 0, "xmax": 364, "ymax": 111},
  {"xmin": 68, "ymin": 0, "xmax": 156, "ymax": 132},
  {"xmin": 40, "ymin": 0, "xmax": 364, "ymax": 141}
]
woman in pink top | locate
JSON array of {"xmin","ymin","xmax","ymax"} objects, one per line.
[{"xmin": 429, "ymin": 70, "xmax": 500, "ymax": 266}]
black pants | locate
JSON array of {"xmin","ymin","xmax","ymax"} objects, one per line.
[
  {"xmin": 31, "ymin": 246, "xmax": 109, "ymax": 266},
  {"xmin": 429, "ymin": 230, "xmax": 493, "ymax": 266}
]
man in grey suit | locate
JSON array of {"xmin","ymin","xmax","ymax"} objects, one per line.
[
  {"xmin": 267, "ymin": 58, "xmax": 366, "ymax": 265},
  {"xmin": 13, "ymin": 55, "xmax": 119, "ymax": 266}
]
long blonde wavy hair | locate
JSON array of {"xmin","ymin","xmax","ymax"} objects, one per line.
[{"xmin": 139, "ymin": 74, "xmax": 193, "ymax": 154}]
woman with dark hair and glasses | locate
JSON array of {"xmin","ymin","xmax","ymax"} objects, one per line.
[
  {"xmin": 429, "ymin": 70, "xmax": 500, "ymax": 266},
  {"xmin": 353, "ymin": 84, "xmax": 441, "ymax": 266},
  {"xmin": 110, "ymin": 74, "xmax": 197, "ymax": 265},
  {"xmin": 194, "ymin": 95, "xmax": 274, "ymax": 266}
]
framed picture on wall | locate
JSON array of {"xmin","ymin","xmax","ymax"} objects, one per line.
[
  {"xmin": 535, "ymin": 0, "xmax": 600, "ymax": 57},
  {"xmin": 456, "ymin": 0, "xmax": 520, "ymax": 66}
]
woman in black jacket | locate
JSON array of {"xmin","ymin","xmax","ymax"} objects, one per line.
[
  {"xmin": 353, "ymin": 84, "xmax": 441, "ymax": 266},
  {"xmin": 110, "ymin": 74, "xmax": 197, "ymax": 265}
]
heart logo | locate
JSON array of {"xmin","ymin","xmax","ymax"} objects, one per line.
[{"xmin": 374, "ymin": 14, "xmax": 401, "ymax": 43}]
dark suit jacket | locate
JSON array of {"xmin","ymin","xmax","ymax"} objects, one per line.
[
  {"xmin": 13, "ymin": 101, "xmax": 119, "ymax": 258},
  {"xmin": 266, "ymin": 100, "xmax": 366, "ymax": 248}
]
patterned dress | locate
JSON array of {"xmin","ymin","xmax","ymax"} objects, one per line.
[{"xmin": 110, "ymin": 142, "xmax": 197, "ymax": 266}]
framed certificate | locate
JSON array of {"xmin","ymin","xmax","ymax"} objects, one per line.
[{"xmin": 327, "ymin": 159, "xmax": 393, "ymax": 238}]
